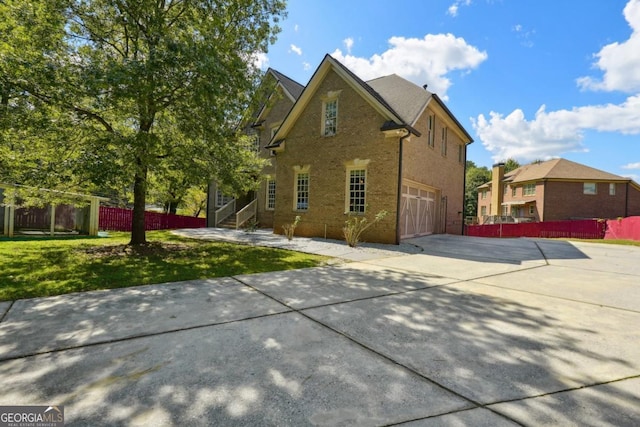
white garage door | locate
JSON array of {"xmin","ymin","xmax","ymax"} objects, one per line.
[{"xmin": 400, "ymin": 183, "xmax": 437, "ymax": 239}]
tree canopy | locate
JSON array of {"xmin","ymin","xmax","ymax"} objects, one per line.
[{"xmin": 0, "ymin": 0, "xmax": 286, "ymax": 244}]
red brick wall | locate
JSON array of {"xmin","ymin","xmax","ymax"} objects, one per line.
[
  {"xmin": 627, "ymin": 184, "xmax": 640, "ymax": 216},
  {"xmin": 542, "ymin": 181, "xmax": 628, "ymax": 220},
  {"xmin": 273, "ymin": 69, "xmax": 400, "ymax": 244},
  {"xmin": 403, "ymin": 106, "xmax": 466, "ymax": 234}
]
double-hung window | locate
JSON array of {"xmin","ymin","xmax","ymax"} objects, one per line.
[
  {"xmin": 523, "ymin": 183, "xmax": 536, "ymax": 196},
  {"xmin": 266, "ymin": 179, "xmax": 276, "ymax": 210},
  {"xmin": 249, "ymin": 132, "xmax": 260, "ymax": 153},
  {"xmin": 441, "ymin": 127, "xmax": 448, "ymax": 156},
  {"xmin": 348, "ymin": 169, "xmax": 366, "ymax": 213},
  {"xmin": 295, "ymin": 172, "xmax": 309, "ymax": 211},
  {"xmin": 216, "ymin": 190, "xmax": 233, "ymax": 207},
  {"xmin": 323, "ymin": 99, "xmax": 338, "ymax": 136},
  {"xmin": 427, "ymin": 115, "xmax": 435, "ymax": 147}
]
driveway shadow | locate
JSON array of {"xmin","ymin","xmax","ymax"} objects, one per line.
[{"xmin": 405, "ymin": 234, "xmax": 590, "ymax": 265}]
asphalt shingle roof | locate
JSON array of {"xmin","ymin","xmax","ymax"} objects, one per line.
[
  {"xmin": 367, "ymin": 75, "xmax": 432, "ymax": 126},
  {"xmin": 505, "ymin": 158, "xmax": 628, "ymax": 183},
  {"xmin": 269, "ymin": 68, "xmax": 305, "ymax": 100}
]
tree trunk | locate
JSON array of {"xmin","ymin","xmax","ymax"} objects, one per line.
[{"xmin": 130, "ymin": 160, "xmax": 148, "ymax": 245}]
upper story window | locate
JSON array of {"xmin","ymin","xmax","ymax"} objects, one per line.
[
  {"xmin": 503, "ymin": 185, "xmax": 508, "ymax": 196},
  {"xmin": 609, "ymin": 183, "xmax": 616, "ymax": 196},
  {"xmin": 322, "ymin": 91, "xmax": 340, "ymax": 136},
  {"xmin": 583, "ymin": 182, "xmax": 597, "ymax": 195},
  {"xmin": 458, "ymin": 145, "xmax": 464, "ymax": 163},
  {"xmin": 481, "ymin": 189, "xmax": 487, "ymax": 199},
  {"xmin": 441, "ymin": 127, "xmax": 448, "ymax": 156},
  {"xmin": 512, "ymin": 187, "xmax": 517, "ymax": 197},
  {"xmin": 427, "ymin": 115, "xmax": 435, "ymax": 148},
  {"xmin": 523, "ymin": 183, "xmax": 536, "ymax": 196},
  {"xmin": 249, "ymin": 133, "xmax": 260, "ymax": 153}
]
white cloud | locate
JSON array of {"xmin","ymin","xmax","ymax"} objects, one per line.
[
  {"xmin": 294, "ymin": 24, "xmax": 299, "ymax": 32},
  {"xmin": 475, "ymin": 1, "xmax": 640, "ymax": 163},
  {"xmin": 289, "ymin": 44, "xmax": 302, "ymax": 56},
  {"xmin": 343, "ymin": 37, "xmax": 354, "ymax": 54},
  {"xmin": 302, "ymin": 61, "xmax": 311, "ymax": 71},
  {"xmin": 331, "ymin": 33, "xmax": 487, "ymax": 99},
  {"xmin": 622, "ymin": 162, "xmax": 640, "ymax": 169},
  {"xmin": 577, "ymin": 0, "xmax": 640, "ymax": 93},
  {"xmin": 251, "ymin": 52, "xmax": 269, "ymax": 70},
  {"xmin": 447, "ymin": 0, "xmax": 472, "ymax": 17},
  {"xmin": 472, "ymin": 95, "xmax": 640, "ymax": 162}
]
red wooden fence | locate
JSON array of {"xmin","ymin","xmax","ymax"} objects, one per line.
[
  {"xmin": 465, "ymin": 219, "xmax": 606, "ymax": 239},
  {"xmin": 99, "ymin": 206, "xmax": 206, "ymax": 231}
]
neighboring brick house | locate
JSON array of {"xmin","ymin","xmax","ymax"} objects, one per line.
[
  {"xmin": 264, "ymin": 55, "xmax": 473, "ymax": 244},
  {"xmin": 477, "ymin": 158, "xmax": 640, "ymax": 223},
  {"xmin": 206, "ymin": 68, "xmax": 304, "ymax": 228}
]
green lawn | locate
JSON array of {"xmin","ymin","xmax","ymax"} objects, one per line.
[
  {"xmin": 560, "ymin": 238, "xmax": 640, "ymax": 247},
  {"xmin": 0, "ymin": 231, "xmax": 330, "ymax": 301}
]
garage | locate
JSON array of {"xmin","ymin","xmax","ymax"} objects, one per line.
[{"xmin": 400, "ymin": 180, "xmax": 438, "ymax": 239}]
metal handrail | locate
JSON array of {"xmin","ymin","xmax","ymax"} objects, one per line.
[
  {"xmin": 214, "ymin": 199, "xmax": 236, "ymax": 227},
  {"xmin": 235, "ymin": 199, "xmax": 257, "ymax": 229}
]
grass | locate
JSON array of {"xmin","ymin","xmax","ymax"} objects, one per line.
[
  {"xmin": 0, "ymin": 231, "xmax": 330, "ymax": 301},
  {"xmin": 557, "ymin": 238, "xmax": 640, "ymax": 247}
]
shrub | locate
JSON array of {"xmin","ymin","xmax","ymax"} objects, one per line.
[
  {"xmin": 343, "ymin": 210, "xmax": 388, "ymax": 247},
  {"xmin": 282, "ymin": 215, "xmax": 301, "ymax": 240}
]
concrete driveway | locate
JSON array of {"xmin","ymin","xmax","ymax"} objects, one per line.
[{"xmin": 0, "ymin": 232, "xmax": 639, "ymax": 426}]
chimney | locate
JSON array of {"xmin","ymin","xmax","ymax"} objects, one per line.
[{"xmin": 490, "ymin": 163, "xmax": 505, "ymax": 216}]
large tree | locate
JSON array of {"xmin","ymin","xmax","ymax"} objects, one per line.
[
  {"xmin": 465, "ymin": 161, "xmax": 491, "ymax": 219},
  {"xmin": 0, "ymin": 0, "xmax": 285, "ymax": 244}
]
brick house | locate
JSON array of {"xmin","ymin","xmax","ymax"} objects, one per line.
[
  {"xmin": 206, "ymin": 68, "xmax": 304, "ymax": 228},
  {"xmin": 477, "ymin": 158, "xmax": 640, "ymax": 223},
  {"xmin": 263, "ymin": 55, "xmax": 473, "ymax": 244}
]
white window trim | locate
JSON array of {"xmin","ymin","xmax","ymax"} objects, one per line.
[
  {"xmin": 293, "ymin": 165, "xmax": 310, "ymax": 211},
  {"xmin": 609, "ymin": 183, "xmax": 616, "ymax": 196},
  {"xmin": 321, "ymin": 91, "xmax": 341, "ymax": 137},
  {"xmin": 344, "ymin": 159, "xmax": 370, "ymax": 214},
  {"xmin": 215, "ymin": 190, "xmax": 234, "ymax": 208},
  {"xmin": 266, "ymin": 178, "xmax": 276, "ymax": 211}
]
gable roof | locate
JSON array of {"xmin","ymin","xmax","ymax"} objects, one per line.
[
  {"xmin": 269, "ymin": 55, "xmax": 474, "ymax": 147},
  {"xmin": 367, "ymin": 74, "xmax": 432, "ymax": 127},
  {"xmin": 505, "ymin": 158, "xmax": 629, "ymax": 183},
  {"xmin": 267, "ymin": 68, "xmax": 305, "ymax": 102},
  {"xmin": 251, "ymin": 68, "xmax": 305, "ymax": 127}
]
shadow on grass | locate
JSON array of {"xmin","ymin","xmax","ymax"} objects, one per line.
[{"xmin": 0, "ymin": 236, "xmax": 327, "ymax": 301}]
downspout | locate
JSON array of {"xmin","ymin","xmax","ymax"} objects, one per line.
[
  {"xmin": 625, "ymin": 182, "xmax": 629, "ymax": 217},
  {"xmin": 461, "ymin": 144, "xmax": 468, "ymax": 235},
  {"xmin": 395, "ymin": 129, "xmax": 411, "ymax": 245}
]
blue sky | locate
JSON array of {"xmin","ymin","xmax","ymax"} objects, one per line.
[{"xmin": 257, "ymin": 0, "xmax": 640, "ymax": 179}]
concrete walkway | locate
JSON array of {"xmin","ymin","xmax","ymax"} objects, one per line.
[{"xmin": 0, "ymin": 229, "xmax": 639, "ymax": 426}]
